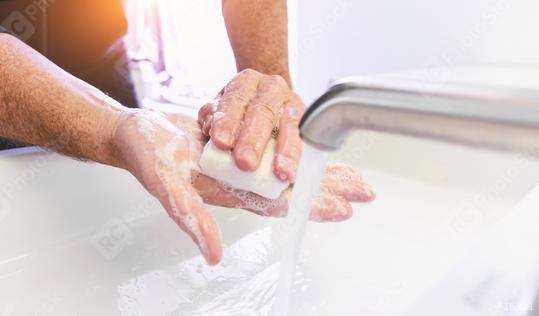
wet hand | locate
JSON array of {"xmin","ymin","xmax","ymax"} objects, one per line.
[
  {"xmin": 193, "ymin": 163, "xmax": 375, "ymax": 222},
  {"xmin": 198, "ymin": 69, "xmax": 303, "ymax": 183},
  {"xmin": 113, "ymin": 110, "xmax": 222, "ymax": 265},
  {"xmin": 113, "ymin": 110, "xmax": 375, "ymax": 265}
]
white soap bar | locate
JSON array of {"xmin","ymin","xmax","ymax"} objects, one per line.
[{"xmin": 199, "ymin": 139, "xmax": 288, "ymax": 199}]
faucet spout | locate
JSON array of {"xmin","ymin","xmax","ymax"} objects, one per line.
[{"xmin": 299, "ymin": 73, "xmax": 539, "ymax": 157}]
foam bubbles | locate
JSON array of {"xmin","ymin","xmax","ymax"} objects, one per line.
[
  {"xmin": 219, "ymin": 181, "xmax": 281, "ymax": 216},
  {"xmin": 182, "ymin": 213, "xmax": 208, "ymax": 258}
]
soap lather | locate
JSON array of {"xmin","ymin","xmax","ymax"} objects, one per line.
[{"xmin": 199, "ymin": 138, "xmax": 289, "ymax": 199}]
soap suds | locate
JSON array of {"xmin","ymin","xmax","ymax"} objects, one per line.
[
  {"xmin": 219, "ymin": 181, "xmax": 282, "ymax": 216},
  {"xmin": 134, "ymin": 112, "xmax": 209, "ymax": 256},
  {"xmin": 153, "ymin": 136, "xmax": 193, "ymax": 184},
  {"xmin": 167, "ymin": 191, "xmax": 209, "ymax": 258},
  {"xmin": 135, "ymin": 114, "xmax": 157, "ymax": 143},
  {"xmin": 135, "ymin": 111, "xmax": 183, "ymax": 136},
  {"xmin": 328, "ymin": 195, "xmax": 349, "ymax": 217},
  {"xmin": 183, "ymin": 213, "xmax": 209, "ymax": 257}
]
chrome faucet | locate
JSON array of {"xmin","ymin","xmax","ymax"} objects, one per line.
[
  {"xmin": 298, "ymin": 66, "xmax": 539, "ymax": 316},
  {"xmin": 299, "ymin": 67, "xmax": 539, "ymax": 157}
]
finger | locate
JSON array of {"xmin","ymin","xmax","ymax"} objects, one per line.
[
  {"xmin": 209, "ymin": 69, "xmax": 259, "ymax": 149},
  {"xmin": 322, "ymin": 163, "xmax": 376, "ymax": 202},
  {"xmin": 192, "ymin": 173, "xmax": 353, "ymax": 223},
  {"xmin": 163, "ymin": 181, "xmax": 222, "ymax": 265},
  {"xmin": 172, "ymin": 186, "xmax": 222, "ymax": 265},
  {"xmin": 234, "ymin": 75, "xmax": 288, "ymax": 171},
  {"xmin": 198, "ymin": 89, "xmax": 225, "ymax": 131},
  {"xmin": 198, "ymin": 102, "xmax": 218, "ymax": 134},
  {"xmin": 274, "ymin": 95, "xmax": 304, "ymax": 182},
  {"xmin": 202, "ymin": 114, "xmax": 213, "ymax": 136},
  {"xmin": 192, "ymin": 172, "xmax": 289, "ymax": 218},
  {"xmin": 309, "ymin": 192, "xmax": 353, "ymax": 222}
]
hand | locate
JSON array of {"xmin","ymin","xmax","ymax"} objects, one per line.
[
  {"xmin": 193, "ymin": 163, "xmax": 375, "ymax": 222},
  {"xmin": 113, "ymin": 110, "xmax": 222, "ymax": 265},
  {"xmin": 198, "ymin": 69, "xmax": 303, "ymax": 183},
  {"xmin": 113, "ymin": 110, "xmax": 375, "ymax": 265}
]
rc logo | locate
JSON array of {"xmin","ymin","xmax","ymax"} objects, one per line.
[{"xmin": 1, "ymin": 10, "xmax": 35, "ymax": 41}]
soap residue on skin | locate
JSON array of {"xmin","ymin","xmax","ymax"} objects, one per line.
[
  {"xmin": 323, "ymin": 163, "xmax": 375, "ymax": 202},
  {"xmin": 309, "ymin": 193, "xmax": 350, "ymax": 222},
  {"xmin": 153, "ymin": 135, "xmax": 209, "ymax": 259},
  {"xmin": 134, "ymin": 111, "xmax": 183, "ymax": 136},
  {"xmin": 130, "ymin": 110, "xmax": 341, "ymax": 315},
  {"xmin": 133, "ymin": 111, "xmax": 209, "ymax": 260},
  {"xmin": 180, "ymin": 212, "xmax": 209, "ymax": 259},
  {"xmin": 273, "ymin": 154, "xmax": 297, "ymax": 182},
  {"xmin": 219, "ymin": 181, "xmax": 284, "ymax": 217},
  {"xmin": 155, "ymin": 135, "xmax": 192, "ymax": 181},
  {"xmin": 135, "ymin": 114, "xmax": 157, "ymax": 143}
]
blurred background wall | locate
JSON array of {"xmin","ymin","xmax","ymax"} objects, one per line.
[{"xmin": 296, "ymin": 0, "xmax": 539, "ymax": 103}]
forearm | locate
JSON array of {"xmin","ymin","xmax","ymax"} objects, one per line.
[
  {"xmin": 222, "ymin": 0, "xmax": 291, "ymax": 85},
  {"xmin": 0, "ymin": 33, "xmax": 128, "ymax": 168}
]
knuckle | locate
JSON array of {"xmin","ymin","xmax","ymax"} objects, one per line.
[
  {"xmin": 266, "ymin": 75, "xmax": 287, "ymax": 88},
  {"xmin": 250, "ymin": 102, "xmax": 277, "ymax": 121},
  {"xmin": 286, "ymin": 117, "xmax": 301, "ymax": 127},
  {"xmin": 198, "ymin": 103, "xmax": 214, "ymax": 117},
  {"xmin": 197, "ymin": 107, "xmax": 206, "ymax": 118},
  {"xmin": 284, "ymin": 104, "xmax": 303, "ymax": 121},
  {"xmin": 290, "ymin": 93, "xmax": 305, "ymax": 107},
  {"xmin": 240, "ymin": 68, "xmax": 259, "ymax": 77},
  {"xmin": 223, "ymin": 92, "xmax": 249, "ymax": 105}
]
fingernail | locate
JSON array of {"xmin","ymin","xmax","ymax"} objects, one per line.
[
  {"xmin": 275, "ymin": 156, "xmax": 297, "ymax": 182},
  {"xmin": 215, "ymin": 129, "xmax": 231, "ymax": 145},
  {"xmin": 276, "ymin": 170, "xmax": 288, "ymax": 182},
  {"xmin": 275, "ymin": 167, "xmax": 294, "ymax": 183}
]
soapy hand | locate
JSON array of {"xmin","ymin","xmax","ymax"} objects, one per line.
[
  {"xmin": 178, "ymin": 113, "xmax": 374, "ymax": 221},
  {"xmin": 193, "ymin": 163, "xmax": 375, "ymax": 222},
  {"xmin": 198, "ymin": 69, "xmax": 303, "ymax": 183},
  {"xmin": 113, "ymin": 110, "xmax": 223, "ymax": 265},
  {"xmin": 113, "ymin": 110, "xmax": 374, "ymax": 265}
]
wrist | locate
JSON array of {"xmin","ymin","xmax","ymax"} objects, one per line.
[
  {"xmin": 236, "ymin": 64, "xmax": 291, "ymax": 88},
  {"xmin": 103, "ymin": 109, "xmax": 131, "ymax": 169},
  {"xmin": 92, "ymin": 93, "xmax": 139, "ymax": 170}
]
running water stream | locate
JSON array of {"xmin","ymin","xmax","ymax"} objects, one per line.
[{"xmin": 271, "ymin": 144, "xmax": 329, "ymax": 316}]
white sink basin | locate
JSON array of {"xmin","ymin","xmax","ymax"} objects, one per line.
[{"xmin": 1, "ymin": 131, "xmax": 539, "ymax": 315}]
